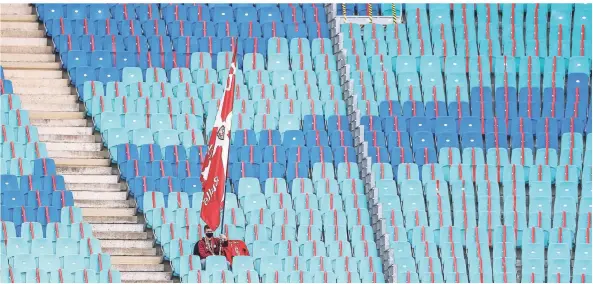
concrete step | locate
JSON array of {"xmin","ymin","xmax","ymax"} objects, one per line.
[
  {"xmin": 4, "ymin": 69, "xmax": 62, "ymax": 79},
  {"xmin": 37, "ymin": 126, "xmax": 92, "ymax": 136},
  {"xmin": 67, "ymin": 183, "xmax": 122, "ymax": 192},
  {"xmin": 91, "ymin": 223, "xmax": 144, "ymax": 233},
  {"xmin": 0, "ymin": 4, "xmax": 35, "ymax": 16},
  {"xmin": 23, "ymin": 103, "xmax": 80, "ymax": 112},
  {"xmin": 31, "ymin": 119, "xmax": 89, "ymax": 127},
  {"xmin": 55, "ymin": 158, "xmax": 111, "ymax": 167},
  {"xmin": 84, "ymin": 215, "xmax": 138, "ymax": 223},
  {"xmin": 63, "ymin": 174, "xmax": 118, "ymax": 184},
  {"xmin": 76, "ymin": 199, "xmax": 133, "ymax": 208},
  {"xmin": 0, "ymin": 37, "xmax": 49, "ymax": 47},
  {"xmin": 10, "ymin": 78, "xmax": 69, "ymax": 88},
  {"xmin": 57, "ymin": 166, "xmax": 115, "ymax": 175},
  {"xmin": 0, "ymin": 22, "xmax": 40, "ymax": 31},
  {"xmin": 40, "ymin": 134, "xmax": 97, "ymax": 143},
  {"xmin": 48, "ymin": 150, "xmax": 109, "ymax": 159},
  {"xmin": 19, "ymin": 95, "xmax": 77, "ymax": 105},
  {"xmin": 0, "ymin": 45, "xmax": 52, "ymax": 54},
  {"xmin": 15, "ymin": 86, "xmax": 72, "ymax": 95},
  {"xmin": 30, "ymin": 111, "xmax": 85, "ymax": 120},
  {"xmin": 101, "ymin": 239, "xmax": 154, "ymax": 249},
  {"xmin": 82, "ymin": 208, "xmax": 135, "ymax": 217},
  {"xmin": 94, "ymin": 231, "xmax": 149, "ymax": 240},
  {"xmin": 74, "ymin": 191, "xmax": 128, "ymax": 201},
  {"xmin": 112, "ymin": 256, "xmax": 162, "ymax": 265},
  {"xmin": 45, "ymin": 142, "xmax": 102, "ymax": 151},
  {"xmin": 102, "ymin": 247, "xmax": 156, "ymax": 256},
  {"xmin": 0, "ymin": 52, "xmax": 55, "ymax": 61},
  {"xmin": 0, "ymin": 29, "xmax": 45, "ymax": 38},
  {"xmin": 112, "ymin": 264, "xmax": 164, "ymax": 272},
  {"xmin": 121, "ymin": 272, "xmax": 171, "ymax": 282}
]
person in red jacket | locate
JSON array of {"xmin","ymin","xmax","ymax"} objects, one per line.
[{"xmin": 193, "ymin": 225, "xmax": 228, "ymax": 269}]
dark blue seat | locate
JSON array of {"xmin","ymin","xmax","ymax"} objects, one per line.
[
  {"xmin": 163, "ymin": 145, "xmax": 187, "ymax": 163},
  {"xmin": 286, "ymin": 146, "xmax": 310, "ymax": 164},
  {"xmin": 33, "ymin": 158, "xmax": 57, "ymax": 176},
  {"xmin": 333, "ymin": 146, "xmax": 356, "ymax": 164},
  {"xmin": 484, "ymin": 117, "xmax": 508, "ymax": 135},
  {"xmin": 90, "ymin": 51, "xmax": 115, "ymax": 68},
  {"xmin": 129, "ymin": 176, "xmax": 157, "ymax": 197},
  {"xmin": 402, "ymin": 101, "xmax": 425, "ymax": 117},
  {"xmin": 187, "ymin": 5, "xmax": 211, "ymax": 22},
  {"xmin": 262, "ymin": 145, "xmax": 287, "ymax": 165},
  {"xmin": 149, "ymin": 160, "xmax": 174, "ymax": 178},
  {"xmin": 139, "ymin": 144, "xmax": 163, "ymax": 163},
  {"xmin": 188, "ymin": 145, "xmax": 207, "ymax": 164},
  {"xmin": 116, "ymin": 144, "xmax": 139, "ymax": 165},
  {"xmin": 485, "ymin": 132, "xmax": 508, "ymax": 149},
  {"xmin": 148, "ymin": 36, "xmax": 174, "ymax": 53},
  {"xmin": 424, "ymin": 101, "xmax": 448, "ymax": 118},
  {"xmin": 284, "ymin": 22, "xmax": 308, "ymax": 40},
  {"xmin": 111, "ymin": 4, "xmax": 138, "ymax": 20},
  {"xmin": 436, "ymin": 132, "xmax": 459, "ymax": 149},
  {"xmin": 197, "ymin": 37, "xmax": 221, "ymax": 54},
  {"xmin": 46, "ymin": 18, "xmax": 73, "ymax": 37},
  {"xmin": 210, "ymin": 6, "xmax": 235, "ymax": 23},
  {"xmin": 118, "ymin": 20, "xmax": 144, "ymax": 37},
  {"xmin": 120, "ymin": 160, "xmax": 148, "ymax": 181},
  {"xmin": 3, "ymin": 192, "xmax": 26, "ymax": 207},
  {"xmin": 386, "ymin": 131, "xmax": 410, "ymax": 150},
  {"xmin": 458, "ymin": 116, "xmax": 482, "ymax": 135},
  {"xmin": 162, "ymin": 5, "xmax": 188, "ymax": 23},
  {"xmin": 261, "ymin": 22, "xmax": 287, "ymax": 39},
  {"xmin": 220, "ymin": 37, "xmax": 245, "ymax": 57},
  {"xmin": 305, "ymin": 130, "xmax": 329, "ymax": 147},
  {"xmin": 461, "ymin": 132, "xmax": 484, "ymax": 149},
  {"xmin": 141, "ymin": 20, "xmax": 167, "ymax": 36},
  {"xmin": 18, "ymin": 175, "xmax": 41, "ymax": 192},
  {"xmin": 41, "ymin": 175, "xmax": 66, "ymax": 191},
  {"xmin": 518, "ymin": 87, "xmax": 542, "ymax": 118},
  {"xmin": 535, "ymin": 118, "xmax": 560, "ymax": 137},
  {"xmin": 230, "ymin": 162, "xmax": 259, "ymax": 185},
  {"xmin": 494, "ymin": 87, "xmax": 518, "ymax": 119},
  {"xmin": 286, "ymin": 162, "xmax": 309, "ymax": 182},
  {"xmin": 382, "ymin": 116, "xmax": 407, "ymax": 133},
  {"xmin": 390, "ymin": 147, "xmax": 414, "ymax": 167},
  {"xmin": 156, "ymin": 176, "xmax": 183, "ymax": 197},
  {"xmin": 239, "ymin": 145, "xmax": 263, "ymax": 164},
  {"xmin": 542, "ymin": 87, "xmax": 565, "ymax": 118},
  {"xmin": 310, "ymin": 146, "xmax": 333, "ymax": 164},
  {"xmin": 510, "ymin": 131, "xmax": 535, "ymax": 150},
  {"xmin": 411, "ymin": 131, "xmax": 434, "ymax": 151},
  {"xmin": 280, "ymin": 5, "xmax": 304, "ymax": 23},
  {"xmin": 94, "ymin": 19, "xmax": 118, "ymax": 36},
  {"xmin": 364, "ymin": 131, "xmax": 386, "ymax": 147},
  {"xmin": 26, "ymin": 191, "xmax": 51, "ymax": 208},
  {"xmin": 192, "ymin": 21, "xmax": 216, "ymax": 37},
  {"xmin": 12, "ymin": 206, "xmax": 37, "ymax": 232},
  {"xmin": 469, "ymin": 87, "xmax": 494, "ymax": 118},
  {"xmin": 509, "ymin": 117, "xmax": 535, "ymax": 134},
  {"xmin": 306, "ymin": 22, "xmax": 330, "ymax": 40},
  {"xmin": 447, "ymin": 102, "xmax": 471, "ymax": 118},
  {"xmin": 561, "ymin": 117, "xmax": 586, "ymax": 134},
  {"xmin": 379, "ymin": 100, "xmax": 402, "ymax": 118},
  {"xmin": 413, "ymin": 147, "xmax": 437, "ymax": 166},
  {"xmin": 115, "ymin": 52, "xmax": 138, "ymax": 69},
  {"xmin": 233, "ymin": 129, "xmax": 257, "ymax": 146},
  {"xmin": 283, "ymin": 130, "xmax": 305, "ymax": 147},
  {"xmin": 123, "ymin": 35, "xmax": 148, "ymax": 52},
  {"xmin": 50, "ymin": 191, "xmax": 74, "ymax": 207},
  {"xmin": 173, "ymin": 36, "xmax": 199, "ymax": 53},
  {"xmin": 361, "ymin": 115, "xmax": 382, "ymax": 131},
  {"xmin": 36, "ymin": 206, "xmax": 61, "ymax": 227},
  {"xmin": 329, "ymin": 130, "xmax": 353, "ymax": 148},
  {"xmin": 215, "ymin": 22, "xmax": 238, "ymax": 38},
  {"xmin": 258, "ymin": 163, "xmax": 286, "ymax": 182},
  {"xmin": 433, "ymin": 116, "xmax": 458, "ymax": 134},
  {"xmin": 182, "ymin": 177, "xmax": 202, "ymax": 196},
  {"xmin": 243, "ymin": 37, "xmax": 267, "ymax": 55},
  {"xmin": 1, "ymin": 175, "xmax": 19, "ymax": 191},
  {"xmin": 304, "ymin": 115, "xmax": 328, "ymax": 133},
  {"xmin": 97, "ymin": 67, "xmax": 121, "ymax": 84},
  {"xmin": 135, "ymin": 4, "xmax": 160, "ymax": 21},
  {"xmin": 368, "ymin": 146, "xmax": 390, "ymax": 163},
  {"xmin": 327, "ymin": 115, "xmax": 349, "ymax": 131},
  {"xmin": 258, "ymin": 6, "xmax": 282, "ymax": 24}
]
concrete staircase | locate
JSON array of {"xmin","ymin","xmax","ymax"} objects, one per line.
[{"xmin": 0, "ymin": 4, "xmax": 173, "ymax": 283}]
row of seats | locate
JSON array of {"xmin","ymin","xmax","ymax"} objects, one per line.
[
  {"xmin": 39, "ymin": 4, "xmax": 327, "ymax": 24},
  {"xmin": 1, "ymin": 268, "xmax": 120, "ymax": 283},
  {"xmin": 1, "ymin": 174, "xmax": 66, "ymax": 192},
  {"xmin": 0, "ymin": 158, "xmax": 58, "ymax": 176},
  {"xmin": 1, "ymin": 220, "xmax": 94, "ymax": 241},
  {"xmin": 1, "ymin": 191, "xmax": 74, "ymax": 208}
]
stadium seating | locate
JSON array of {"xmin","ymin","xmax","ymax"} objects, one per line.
[{"xmin": 31, "ymin": 2, "xmax": 592, "ymax": 283}]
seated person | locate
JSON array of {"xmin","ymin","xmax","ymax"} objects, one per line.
[{"xmin": 193, "ymin": 224, "xmax": 228, "ymax": 269}]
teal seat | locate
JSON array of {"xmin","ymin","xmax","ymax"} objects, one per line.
[
  {"xmin": 313, "ymin": 54, "xmax": 337, "ymax": 71},
  {"xmin": 316, "ymin": 70, "xmax": 340, "ymax": 87},
  {"xmin": 192, "ymin": 68, "xmax": 218, "ymax": 85},
  {"xmin": 99, "ymin": 269, "xmax": 121, "ymax": 283},
  {"xmin": 268, "ymin": 37, "xmax": 289, "ymax": 55},
  {"xmin": 79, "ymin": 237, "xmax": 102, "ymax": 256},
  {"xmin": 173, "ymin": 82, "xmax": 199, "ymax": 99},
  {"xmin": 122, "ymin": 67, "xmax": 143, "ymax": 83},
  {"xmin": 54, "ymin": 238, "xmax": 78, "ymax": 256},
  {"xmin": 346, "ymin": 55, "xmax": 369, "ymax": 72},
  {"xmin": 0, "ymin": 94, "xmax": 21, "ymax": 111},
  {"xmin": 82, "ymin": 81, "xmax": 105, "ymax": 105},
  {"xmin": 311, "ymin": 38, "xmax": 331, "ymax": 55},
  {"xmin": 179, "ymin": 98, "xmax": 204, "ymax": 117},
  {"xmin": 243, "ymin": 53, "xmax": 266, "ymax": 71},
  {"xmin": 205, "ymin": 256, "xmax": 229, "ymax": 273},
  {"xmin": 68, "ymin": 222, "xmax": 93, "ymax": 241},
  {"xmin": 290, "ymin": 38, "xmax": 312, "ymax": 55},
  {"xmin": 167, "ymin": 192, "xmax": 190, "ymax": 209},
  {"xmin": 325, "ymin": 232, "xmax": 349, "ymax": 248},
  {"xmin": 297, "ymin": 225, "xmax": 322, "ymax": 242},
  {"xmin": 296, "ymin": 84, "xmax": 320, "ymax": 101},
  {"xmin": 271, "ymin": 209, "xmax": 295, "ymax": 227},
  {"xmin": 106, "ymin": 81, "xmax": 126, "ymax": 98},
  {"xmin": 242, "ymin": 193, "xmax": 267, "ymax": 214},
  {"xmin": 462, "ymin": 147, "xmax": 485, "ymax": 165},
  {"xmin": 274, "ymin": 84, "xmax": 297, "ymax": 100},
  {"xmin": 264, "ymin": 178, "xmax": 287, "ymax": 196},
  {"xmin": 174, "ymin": 114, "xmax": 202, "ymax": 131},
  {"xmin": 271, "ymin": 225, "xmax": 296, "ymax": 242},
  {"xmin": 7, "ymin": 110, "xmax": 30, "ymax": 127},
  {"xmin": 73, "ymin": 269, "xmax": 98, "ymax": 283},
  {"xmin": 154, "ymin": 129, "xmax": 180, "ymax": 148},
  {"xmin": 37, "ymin": 255, "xmax": 60, "ymax": 271},
  {"xmin": 246, "ymin": 70, "xmax": 270, "ymax": 88},
  {"xmin": 191, "ymin": 52, "xmax": 212, "ymax": 70},
  {"xmin": 186, "ymin": 270, "xmax": 208, "ymax": 283},
  {"xmin": 298, "ymin": 240, "xmax": 326, "ymax": 258},
  {"xmin": 130, "ymin": 128, "xmax": 154, "ymax": 145},
  {"xmin": 266, "ymin": 193, "xmax": 292, "ymax": 211},
  {"xmin": 278, "ymin": 115, "xmax": 300, "ymax": 133},
  {"xmin": 251, "ymin": 84, "xmax": 274, "ymax": 100},
  {"xmin": 289, "ymin": 53, "xmax": 313, "ymax": 71},
  {"xmin": 146, "ymin": 67, "xmax": 168, "ymax": 83},
  {"xmin": 270, "ymin": 70, "xmax": 294, "ymax": 87},
  {"xmin": 8, "ymin": 158, "xmax": 32, "ymax": 176},
  {"xmin": 343, "ymin": 193, "xmax": 367, "ymax": 209},
  {"xmin": 235, "ymin": 270, "xmax": 259, "ymax": 283},
  {"xmin": 60, "ymin": 206, "xmax": 83, "ymax": 224},
  {"xmin": 278, "ymin": 99, "xmax": 301, "ymax": 117},
  {"xmin": 157, "ymin": 97, "xmax": 181, "ymax": 114}
]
